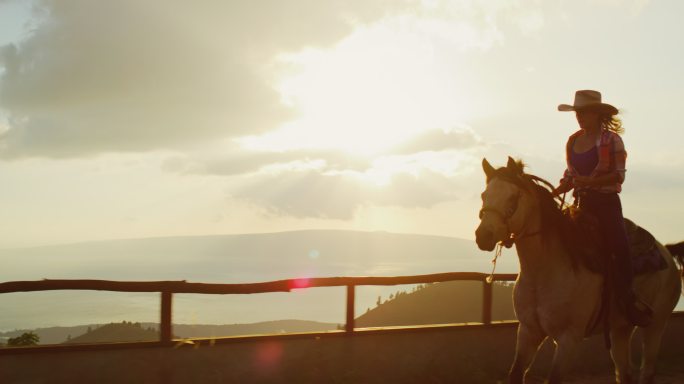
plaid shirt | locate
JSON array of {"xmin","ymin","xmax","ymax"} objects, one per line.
[{"xmin": 560, "ymin": 129, "xmax": 627, "ymax": 193}]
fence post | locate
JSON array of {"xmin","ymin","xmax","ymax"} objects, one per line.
[
  {"xmin": 482, "ymin": 280, "xmax": 492, "ymax": 325},
  {"xmin": 345, "ymin": 284, "xmax": 355, "ymax": 333},
  {"xmin": 160, "ymin": 291, "xmax": 173, "ymax": 344}
]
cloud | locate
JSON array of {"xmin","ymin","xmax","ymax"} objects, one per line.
[
  {"xmin": 231, "ymin": 167, "xmax": 468, "ymax": 220},
  {"xmin": 164, "ymin": 142, "xmax": 483, "ymax": 221},
  {"xmin": 221, "ymin": 138, "xmax": 482, "ymax": 220},
  {"xmin": 162, "ymin": 146, "xmax": 374, "ymax": 177},
  {"xmin": 0, "ymin": 0, "xmax": 550, "ymax": 159},
  {"xmin": 0, "ymin": 0, "xmax": 406, "ymax": 158},
  {"xmin": 158, "ymin": 126, "xmax": 484, "ymax": 219},
  {"xmin": 163, "ymin": 126, "xmax": 482, "ymax": 177},
  {"xmin": 389, "ymin": 126, "xmax": 482, "ymax": 154}
]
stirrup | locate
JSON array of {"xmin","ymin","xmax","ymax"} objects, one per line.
[
  {"xmin": 626, "ymin": 299, "xmax": 653, "ymax": 327},
  {"xmin": 634, "ymin": 296, "xmax": 653, "ymax": 313}
]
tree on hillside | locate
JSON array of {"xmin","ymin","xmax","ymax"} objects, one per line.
[{"xmin": 7, "ymin": 332, "xmax": 39, "ymax": 347}]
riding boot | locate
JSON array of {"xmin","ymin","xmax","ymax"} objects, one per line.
[
  {"xmin": 608, "ymin": 221, "xmax": 652, "ymax": 327},
  {"xmin": 622, "ymin": 290, "xmax": 653, "ymax": 327},
  {"xmin": 614, "ymin": 268, "xmax": 652, "ymax": 327},
  {"xmin": 579, "ymin": 191, "xmax": 652, "ymax": 327}
]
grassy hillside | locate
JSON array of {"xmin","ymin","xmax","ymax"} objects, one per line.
[
  {"xmin": 64, "ymin": 321, "xmax": 160, "ymax": 344},
  {"xmin": 355, "ymin": 281, "xmax": 515, "ymax": 327},
  {"xmin": 1, "ymin": 320, "xmax": 340, "ymax": 345},
  {"xmin": 0, "ymin": 325, "xmax": 96, "ymax": 345}
]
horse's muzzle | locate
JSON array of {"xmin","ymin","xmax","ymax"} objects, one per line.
[{"xmin": 475, "ymin": 226, "xmax": 496, "ymax": 251}]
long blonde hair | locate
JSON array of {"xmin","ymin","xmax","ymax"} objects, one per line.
[{"xmin": 601, "ymin": 113, "xmax": 624, "ymax": 135}]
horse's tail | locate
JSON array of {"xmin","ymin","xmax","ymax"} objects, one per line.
[
  {"xmin": 666, "ymin": 242, "xmax": 684, "ymax": 294},
  {"xmin": 666, "ymin": 241, "xmax": 684, "ymax": 268}
]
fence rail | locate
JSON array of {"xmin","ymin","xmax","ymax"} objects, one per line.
[{"xmin": 0, "ymin": 272, "xmax": 518, "ymax": 353}]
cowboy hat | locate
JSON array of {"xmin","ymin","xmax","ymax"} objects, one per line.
[{"xmin": 558, "ymin": 90, "xmax": 618, "ymax": 115}]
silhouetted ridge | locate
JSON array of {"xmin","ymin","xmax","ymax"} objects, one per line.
[
  {"xmin": 355, "ymin": 281, "xmax": 515, "ymax": 327},
  {"xmin": 63, "ymin": 321, "xmax": 159, "ymax": 344}
]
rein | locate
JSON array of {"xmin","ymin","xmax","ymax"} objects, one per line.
[
  {"xmin": 486, "ymin": 229, "xmax": 543, "ymax": 285},
  {"xmin": 482, "ymin": 174, "xmax": 567, "ymax": 284},
  {"xmin": 486, "ymin": 243, "xmax": 504, "ymax": 284}
]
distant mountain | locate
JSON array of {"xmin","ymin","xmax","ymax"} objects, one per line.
[
  {"xmin": 1, "ymin": 230, "xmax": 508, "ymax": 282},
  {"xmin": 0, "ymin": 325, "xmax": 98, "ymax": 345},
  {"xmin": 0, "ymin": 320, "xmax": 340, "ymax": 345},
  {"xmin": 0, "ymin": 230, "xmax": 518, "ymax": 330},
  {"xmin": 355, "ymin": 281, "xmax": 516, "ymax": 327}
]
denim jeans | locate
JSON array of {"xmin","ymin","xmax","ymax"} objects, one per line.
[{"xmin": 578, "ymin": 190, "xmax": 633, "ymax": 299}]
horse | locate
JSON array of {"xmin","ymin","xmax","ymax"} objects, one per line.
[{"xmin": 474, "ymin": 157, "xmax": 682, "ymax": 384}]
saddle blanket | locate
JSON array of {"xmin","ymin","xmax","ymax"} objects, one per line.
[{"xmin": 624, "ymin": 218, "xmax": 668, "ymax": 275}]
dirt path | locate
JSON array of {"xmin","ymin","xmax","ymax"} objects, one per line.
[
  {"xmin": 518, "ymin": 364, "xmax": 684, "ymax": 384},
  {"xmin": 567, "ymin": 372, "xmax": 684, "ymax": 383},
  {"xmin": 535, "ymin": 369, "xmax": 684, "ymax": 383}
]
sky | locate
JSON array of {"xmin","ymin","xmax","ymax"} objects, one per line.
[{"xmin": 0, "ymin": 0, "xmax": 683, "ymax": 249}]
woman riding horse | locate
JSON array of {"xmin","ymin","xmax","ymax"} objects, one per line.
[
  {"xmin": 476, "ymin": 157, "xmax": 681, "ymax": 383},
  {"xmin": 552, "ymin": 90, "xmax": 652, "ymax": 327}
]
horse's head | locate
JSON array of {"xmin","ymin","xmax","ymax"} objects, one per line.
[{"xmin": 475, "ymin": 156, "xmax": 537, "ymax": 251}]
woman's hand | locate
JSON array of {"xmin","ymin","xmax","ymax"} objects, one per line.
[
  {"xmin": 573, "ymin": 175, "xmax": 594, "ymax": 187},
  {"xmin": 552, "ymin": 183, "xmax": 572, "ymax": 197}
]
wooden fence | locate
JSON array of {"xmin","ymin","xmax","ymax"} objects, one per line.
[{"xmin": 0, "ymin": 272, "xmax": 517, "ymax": 354}]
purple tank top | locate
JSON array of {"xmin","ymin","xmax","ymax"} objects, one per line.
[{"xmin": 570, "ymin": 141, "xmax": 598, "ymax": 176}]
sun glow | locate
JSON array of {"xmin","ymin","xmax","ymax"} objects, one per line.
[{"xmin": 240, "ymin": 20, "xmax": 476, "ymax": 156}]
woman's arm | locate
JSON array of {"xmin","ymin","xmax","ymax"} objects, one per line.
[
  {"xmin": 573, "ymin": 172, "xmax": 622, "ymax": 187},
  {"xmin": 553, "ymin": 166, "xmax": 575, "ymax": 197}
]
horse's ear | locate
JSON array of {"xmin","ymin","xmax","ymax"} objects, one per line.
[
  {"xmin": 482, "ymin": 158, "xmax": 495, "ymax": 180},
  {"xmin": 507, "ymin": 156, "xmax": 522, "ymax": 175}
]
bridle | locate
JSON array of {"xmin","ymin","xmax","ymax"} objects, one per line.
[
  {"xmin": 479, "ymin": 183, "xmax": 541, "ymax": 248},
  {"xmin": 479, "ymin": 196, "xmax": 519, "ymax": 223},
  {"xmin": 479, "ymin": 179, "xmax": 543, "ymax": 283},
  {"xmin": 479, "ymin": 172, "xmax": 560, "ymax": 283}
]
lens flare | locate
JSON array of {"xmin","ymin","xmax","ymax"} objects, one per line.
[{"xmin": 254, "ymin": 341, "xmax": 284, "ymax": 374}]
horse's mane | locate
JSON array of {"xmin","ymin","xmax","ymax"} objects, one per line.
[
  {"xmin": 488, "ymin": 162, "xmax": 566, "ymax": 232},
  {"xmin": 490, "ymin": 161, "xmax": 600, "ymax": 270}
]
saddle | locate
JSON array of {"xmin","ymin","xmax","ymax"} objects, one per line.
[
  {"xmin": 562, "ymin": 207, "xmax": 667, "ymax": 275},
  {"xmin": 564, "ymin": 208, "xmax": 665, "ymax": 346},
  {"xmin": 624, "ymin": 218, "xmax": 668, "ymax": 275}
]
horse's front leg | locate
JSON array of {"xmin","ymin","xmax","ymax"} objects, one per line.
[
  {"xmin": 639, "ymin": 319, "xmax": 667, "ymax": 384},
  {"xmin": 609, "ymin": 322, "xmax": 635, "ymax": 384},
  {"xmin": 545, "ymin": 334, "xmax": 580, "ymax": 384},
  {"xmin": 509, "ymin": 323, "xmax": 546, "ymax": 384}
]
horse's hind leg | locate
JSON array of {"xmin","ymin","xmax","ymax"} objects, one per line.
[
  {"xmin": 546, "ymin": 334, "xmax": 581, "ymax": 384},
  {"xmin": 610, "ymin": 323, "xmax": 635, "ymax": 383},
  {"xmin": 509, "ymin": 324, "xmax": 545, "ymax": 384},
  {"xmin": 639, "ymin": 321, "xmax": 667, "ymax": 384}
]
